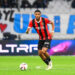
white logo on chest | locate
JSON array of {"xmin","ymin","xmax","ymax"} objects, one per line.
[{"xmin": 35, "ymin": 27, "xmax": 44, "ymax": 29}]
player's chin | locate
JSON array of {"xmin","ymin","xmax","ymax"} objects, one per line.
[{"xmin": 36, "ymin": 17, "xmax": 40, "ymax": 19}]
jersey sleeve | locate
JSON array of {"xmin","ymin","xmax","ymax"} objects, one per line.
[
  {"xmin": 28, "ymin": 20, "xmax": 33, "ymax": 28},
  {"xmin": 45, "ymin": 18, "xmax": 52, "ymax": 24}
]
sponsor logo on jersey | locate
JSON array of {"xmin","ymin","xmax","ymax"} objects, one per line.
[{"xmin": 44, "ymin": 42, "xmax": 49, "ymax": 45}]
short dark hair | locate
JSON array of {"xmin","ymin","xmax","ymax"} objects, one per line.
[{"xmin": 34, "ymin": 10, "xmax": 41, "ymax": 13}]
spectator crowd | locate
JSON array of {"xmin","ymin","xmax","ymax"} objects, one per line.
[
  {"xmin": 0, "ymin": 0, "xmax": 52, "ymax": 8},
  {"xmin": 0, "ymin": 0, "xmax": 75, "ymax": 8}
]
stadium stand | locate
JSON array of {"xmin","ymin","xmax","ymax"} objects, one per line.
[{"xmin": 0, "ymin": 0, "xmax": 75, "ymax": 40}]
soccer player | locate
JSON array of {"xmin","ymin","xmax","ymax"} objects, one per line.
[{"xmin": 26, "ymin": 10, "xmax": 54, "ymax": 70}]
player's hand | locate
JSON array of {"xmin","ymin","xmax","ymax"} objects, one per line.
[
  {"xmin": 51, "ymin": 31, "xmax": 54, "ymax": 37},
  {"xmin": 26, "ymin": 30, "xmax": 29, "ymax": 34}
]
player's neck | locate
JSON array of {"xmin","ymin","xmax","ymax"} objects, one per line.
[
  {"xmin": 36, "ymin": 19, "xmax": 40, "ymax": 21},
  {"xmin": 36, "ymin": 17, "xmax": 41, "ymax": 23}
]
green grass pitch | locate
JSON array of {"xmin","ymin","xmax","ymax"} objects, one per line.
[{"xmin": 0, "ymin": 56, "xmax": 75, "ymax": 75}]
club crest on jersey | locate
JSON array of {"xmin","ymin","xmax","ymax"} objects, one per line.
[{"xmin": 42, "ymin": 22, "xmax": 44, "ymax": 25}]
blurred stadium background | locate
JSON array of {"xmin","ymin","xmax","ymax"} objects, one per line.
[
  {"xmin": 0, "ymin": 0, "xmax": 75, "ymax": 55},
  {"xmin": 0, "ymin": 0, "xmax": 75, "ymax": 75}
]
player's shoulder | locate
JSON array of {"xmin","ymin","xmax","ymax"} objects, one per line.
[
  {"xmin": 41, "ymin": 17, "xmax": 48, "ymax": 20},
  {"xmin": 44, "ymin": 18, "xmax": 49, "ymax": 20},
  {"xmin": 29, "ymin": 19, "xmax": 33, "ymax": 23},
  {"xmin": 29, "ymin": 19, "xmax": 35, "ymax": 25},
  {"xmin": 30, "ymin": 19, "xmax": 35, "ymax": 22}
]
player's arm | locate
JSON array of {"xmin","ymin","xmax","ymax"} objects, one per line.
[
  {"xmin": 26, "ymin": 20, "xmax": 33, "ymax": 34},
  {"xmin": 49, "ymin": 21, "xmax": 54, "ymax": 36},
  {"xmin": 26, "ymin": 27, "xmax": 31, "ymax": 34},
  {"xmin": 50, "ymin": 21, "xmax": 54, "ymax": 32},
  {"xmin": 46, "ymin": 18, "xmax": 54, "ymax": 36}
]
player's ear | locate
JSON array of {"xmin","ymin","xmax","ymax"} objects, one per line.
[
  {"xmin": 34, "ymin": 12, "xmax": 36, "ymax": 16},
  {"xmin": 40, "ymin": 13, "xmax": 41, "ymax": 16}
]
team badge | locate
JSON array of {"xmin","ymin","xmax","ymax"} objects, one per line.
[{"xmin": 42, "ymin": 22, "xmax": 44, "ymax": 25}]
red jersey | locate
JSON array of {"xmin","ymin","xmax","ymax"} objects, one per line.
[{"xmin": 28, "ymin": 17, "xmax": 52, "ymax": 40}]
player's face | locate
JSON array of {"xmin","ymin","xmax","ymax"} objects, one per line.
[{"xmin": 34, "ymin": 12, "xmax": 41, "ymax": 20}]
